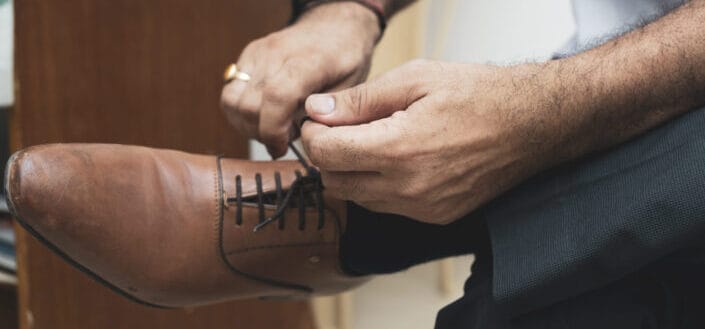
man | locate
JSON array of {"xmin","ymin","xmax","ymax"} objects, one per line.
[{"xmin": 221, "ymin": 0, "xmax": 705, "ymax": 327}]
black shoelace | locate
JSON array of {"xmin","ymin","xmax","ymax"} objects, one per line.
[{"xmin": 225, "ymin": 142, "xmax": 325, "ymax": 232}]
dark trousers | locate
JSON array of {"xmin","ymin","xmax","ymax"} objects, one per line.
[{"xmin": 342, "ymin": 106, "xmax": 705, "ymax": 328}]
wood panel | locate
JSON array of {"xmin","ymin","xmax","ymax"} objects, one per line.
[
  {"xmin": 13, "ymin": 0, "xmax": 283, "ymax": 154},
  {"xmin": 11, "ymin": 1, "xmax": 315, "ymax": 328}
]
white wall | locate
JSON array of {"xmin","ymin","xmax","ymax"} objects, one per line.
[{"xmin": 426, "ymin": 0, "xmax": 575, "ymax": 64}]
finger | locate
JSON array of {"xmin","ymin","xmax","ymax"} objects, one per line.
[
  {"xmin": 259, "ymin": 61, "xmax": 330, "ymax": 158},
  {"xmin": 300, "ymin": 119, "xmax": 394, "ymax": 171},
  {"xmin": 220, "ymin": 80, "xmax": 247, "ymax": 116},
  {"xmin": 321, "ymin": 170, "xmax": 387, "ymax": 202},
  {"xmin": 319, "ymin": 62, "xmax": 370, "ymax": 93},
  {"xmin": 221, "ymin": 56, "xmax": 263, "ymax": 138},
  {"xmin": 259, "ymin": 89, "xmax": 299, "ymax": 158},
  {"xmin": 305, "ymin": 62, "xmax": 428, "ymax": 126},
  {"xmin": 222, "ymin": 80, "xmax": 262, "ymax": 126}
]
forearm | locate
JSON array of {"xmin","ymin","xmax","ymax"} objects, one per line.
[{"xmin": 522, "ymin": 0, "xmax": 705, "ymax": 165}]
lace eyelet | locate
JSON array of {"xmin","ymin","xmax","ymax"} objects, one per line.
[{"xmin": 224, "ymin": 143, "xmax": 326, "ymax": 233}]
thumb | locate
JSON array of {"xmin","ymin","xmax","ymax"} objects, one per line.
[{"xmin": 305, "ymin": 68, "xmax": 426, "ymax": 126}]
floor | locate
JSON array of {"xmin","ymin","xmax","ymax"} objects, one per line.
[{"xmin": 351, "ymin": 256, "xmax": 474, "ymax": 329}]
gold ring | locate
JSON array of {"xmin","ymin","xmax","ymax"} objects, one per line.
[{"xmin": 223, "ymin": 64, "xmax": 251, "ymax": 83}]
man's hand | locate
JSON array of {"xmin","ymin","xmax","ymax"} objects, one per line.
[
  {"xmin": 220, "ymin": 3, "xmax": 380, "ymax": 158},
  {"xmin": 301, "ymin": 0, "xmax": 705, "ymax": 224},
  {"xmin": 301, "ymin": 60, "xmax": 552, "ymax": 224}
]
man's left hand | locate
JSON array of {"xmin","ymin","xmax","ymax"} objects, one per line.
[
  {"xmin": 301, "ymin": 59, "xmax": 554, "ymax": 224},
  {"xmin": 301, "ymin": 1, "xmax": 705, "ymax": 225}
]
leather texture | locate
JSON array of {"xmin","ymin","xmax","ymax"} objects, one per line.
[{"xmin": 5, "ymin": 143, "xmax": 368, "ymax": 307}]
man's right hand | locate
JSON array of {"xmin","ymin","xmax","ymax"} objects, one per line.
[{"xmin": 221, "ymin": 2, "xmax": 381, "ymax": 158}]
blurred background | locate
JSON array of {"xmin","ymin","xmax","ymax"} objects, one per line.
[
  {"xmin": 0, "ymin": 1, "xmax": 574, "ymax": 328},
  {"xmin": 1, "ymin": 0, "xmax": 16, "ymax": 327}
]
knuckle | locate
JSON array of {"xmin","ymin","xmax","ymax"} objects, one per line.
[
  {"xmin": 304, "ymin": 137, "xmax": 326, "ymax": 166},
  {"xmin": 386, "ymin": 143, "xmax": 406, "ymax": 163},
  {"xmin": 262, "ymin": 83, "xmax": 298, "ymax": 105},
  {"xmin": 371, "ymin": 126, "xmax": 405, "ymax": 161},
  {"xmin": 220, "ymin": 85, "xmax": 241, "ymax": 108},
  {"xmin": 343, "ymin": 87, "xmax": 368, "ymax": 117}
]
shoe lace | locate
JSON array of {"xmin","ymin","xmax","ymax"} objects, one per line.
[{"xmin": 225, "ymin": 142, "xmax": 325, "ymax": 232}]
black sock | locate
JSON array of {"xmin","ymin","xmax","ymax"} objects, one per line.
[{"xmin": 340, "ymin": 202, "xmax": 490, "ymax": 276}]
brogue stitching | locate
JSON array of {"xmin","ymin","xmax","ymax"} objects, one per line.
[{"xmin": 212, "ymin": 160, "xmax": 222, "ymax": 266}]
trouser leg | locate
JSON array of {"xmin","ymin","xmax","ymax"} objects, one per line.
[{"xmin": 438, "ymin": 104, "xmax": 705, "ymax": 328}]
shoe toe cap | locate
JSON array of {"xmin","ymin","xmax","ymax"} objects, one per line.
[
  {"xmin": 6, "ymin": 145, "xmax": 91, "ymax": 232},
  {"xmin": 2, "ymin": 144, "xmax": 234, "ymax": 307}
]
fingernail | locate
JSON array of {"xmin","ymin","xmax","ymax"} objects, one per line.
[{"xmin": 308, "ymin": 95, "xmax": 335, "ymax": 115}]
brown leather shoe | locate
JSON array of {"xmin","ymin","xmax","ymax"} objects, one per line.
[{"xmin": 5, "ymin": 143, "xmax": 368, "ymax": 307}]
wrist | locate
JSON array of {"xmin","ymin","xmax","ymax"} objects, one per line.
[
  {"xmin": 295, "ymin": 2, "xmax": 382, "ymax": 46},
  {"xmin": 493, "ymin": 62, "xmax": 576, "ymax": 170},
  {"xmin": 504, "ymin": 60, "xmax": 605, "ymax": 168}
]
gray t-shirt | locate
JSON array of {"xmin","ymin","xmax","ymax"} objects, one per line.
[{"xmin": 561, "ymin": 0, "xmax": 685, "ymax": 56}]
